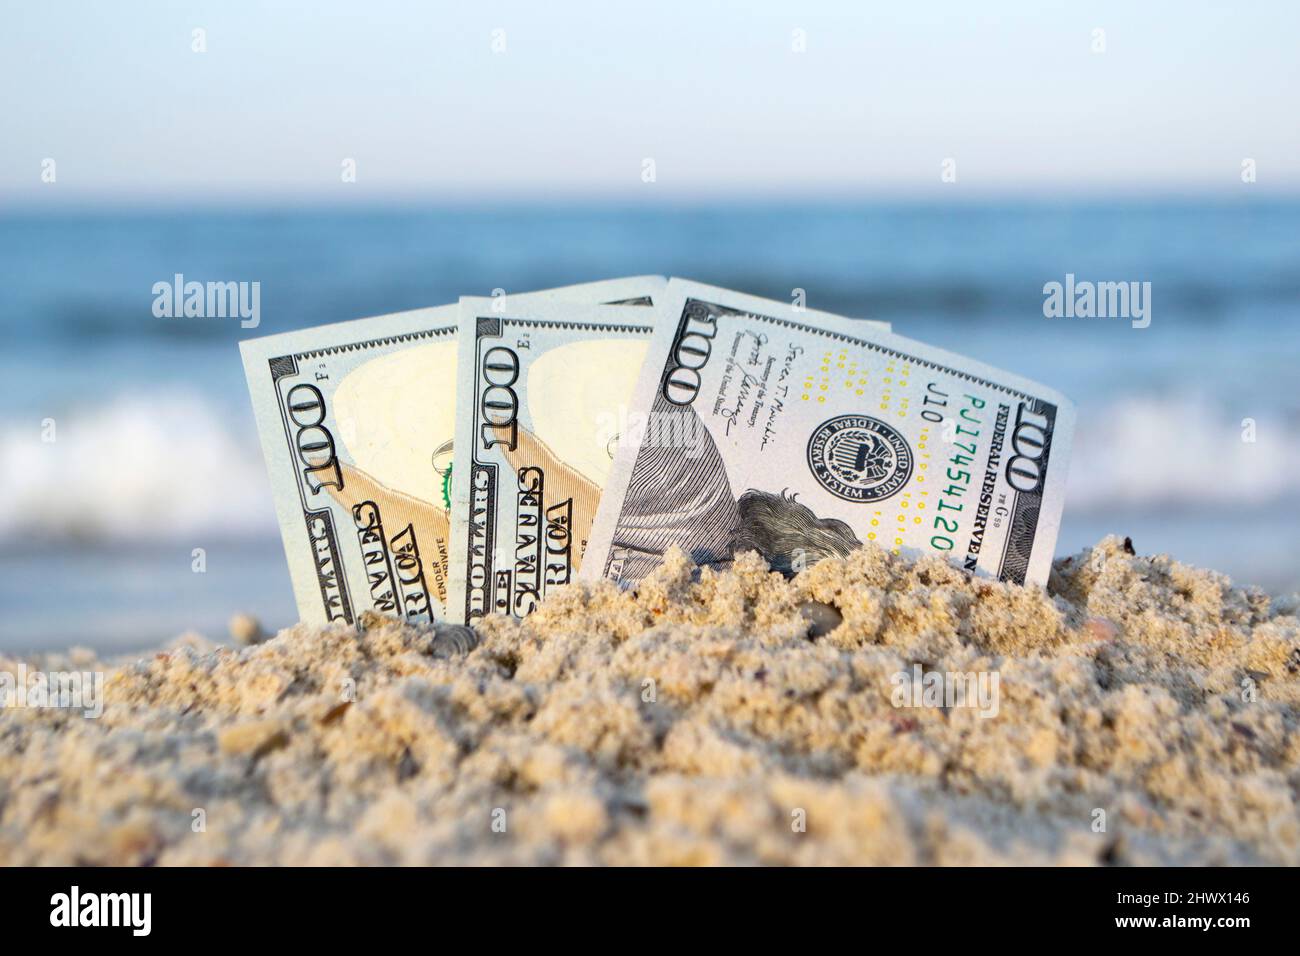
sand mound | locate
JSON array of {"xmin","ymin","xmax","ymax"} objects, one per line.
[{"xmin": 2, "ymin": 536, "xmax": 1297, "ymax": 865}]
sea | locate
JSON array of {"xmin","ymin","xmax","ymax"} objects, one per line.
[{"xmin": 2, "ymin": 199, "xmax": 1298, "ymax": 651}]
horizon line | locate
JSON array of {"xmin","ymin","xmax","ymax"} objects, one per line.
[{"xmin": 4, "ymin": 186, "xmax": 1299, "ymax": 215}]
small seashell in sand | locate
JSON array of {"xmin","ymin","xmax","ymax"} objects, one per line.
[
  {"xmin": 798, "ymin": 600, "xmax": 843, "ymax": 639},
  {"xmin": 428, "ymin": 624, "xmax": 479, "ymax": 659},
  {"xmin": 228, "ymin": 613, "xmax": 265, "ymax": 645}
]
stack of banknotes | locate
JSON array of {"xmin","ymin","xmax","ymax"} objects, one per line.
[{"xmin": 241, "ymin": 277, "xmax": 1074, "ymax": 627}]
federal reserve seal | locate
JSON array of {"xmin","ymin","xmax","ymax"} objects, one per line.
[{"xmin": 806, "ymin": 415, "xmax": 913, "ymax": 502}]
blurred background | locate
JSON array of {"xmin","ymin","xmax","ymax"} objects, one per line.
[{"xmin": 2, "ymin": 2, "xmax": 1298, "ymax": 651}]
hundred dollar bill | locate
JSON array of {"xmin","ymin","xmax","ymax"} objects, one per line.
[
  {"xmin": 446, "ymin": 299, "xmax": 656, "ymax": 624},
  {"xmin": 582, "ymin": 279, "xmax": 1075, "ymax": 589},
  {"xmin": 240, "ymin": 276, "xmax": 665, "ymax": 626},
  {"xmin": 449, "ymin": 293, "xmax": 892, "ymax": 623}
]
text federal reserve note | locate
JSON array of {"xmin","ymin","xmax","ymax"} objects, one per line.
[
  {"xmin": 582, "ymin": 279, "xmax": 1074, "ymax": 589},
  {"xmin": 240, "ymin": 276, "xmax": 664, "ymax": 626},
  {"xmin": 447, "ymin": 299, "xmax": 655, "ymax": 623}
]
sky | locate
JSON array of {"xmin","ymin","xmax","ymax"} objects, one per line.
[{"xmin": 2, "ymin": 0, "xmax": 1298, "ymax": 204}]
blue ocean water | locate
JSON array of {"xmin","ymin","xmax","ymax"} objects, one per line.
[{"xmin": 2, "ymin": 200, "xmax": 1298, "ymax": 651}]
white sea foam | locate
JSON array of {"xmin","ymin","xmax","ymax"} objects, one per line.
[
  {"xmin": 0, "ymin": 390, "xmax": 276, "ymax": 545},
  {"xmin": 0, "ymin": 387, "xmax": 1293, "ymax": 547},
  {"xmin": 1067, "ymin": 392, "xmax": 1300, "ymax": 512}
]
